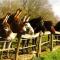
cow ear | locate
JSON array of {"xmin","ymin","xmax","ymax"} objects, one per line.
[
  {"xmin": 26, "ymin": 16, "xmax": 30, "ymax": 22},
  {"xmin": 23, "ymin": 15, "xmax": 27, "ymax": 22},
  {"xmin": 18, "ymin": 11, "xmax": 22, "ymax": 17}
]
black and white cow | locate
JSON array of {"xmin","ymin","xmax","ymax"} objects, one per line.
[{"xmin": 29, "ymin": 17, "xmax": 46, "ymax": 33}]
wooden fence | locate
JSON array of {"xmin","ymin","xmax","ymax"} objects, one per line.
[{"xmin": 0, "ymin": 31, "xmax": 60, "ymax": 60}]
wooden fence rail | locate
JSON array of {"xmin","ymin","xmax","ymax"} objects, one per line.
[{"xmin": 0, "ymin": 31, "xmax": 60, "ymax": 60}]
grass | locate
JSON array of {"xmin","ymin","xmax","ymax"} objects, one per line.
[
  {"xmin": 31, "ymin": 47, "xmax": 60, "ymax": 60},
  {"xmin": 0, "ymin": 33, "xmax": 59, "ymax": 60}
]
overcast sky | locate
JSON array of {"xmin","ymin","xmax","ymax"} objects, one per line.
[{"xmin": 48, "ymin": 0, "xmax": 60, "ymax": 17}]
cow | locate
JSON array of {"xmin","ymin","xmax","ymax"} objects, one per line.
[
  {"xmin": 54, "ymin": 22, "xmax": 60, "ymax": 40},
  {"xmin": 0, "ymin": 13, "xmax": 17, "ymax": 41},
  {"xmin": 29, "ymin": 17, "xmax": 46, "ymax": 33},
  {"xmin": 28, "ymin": 17, "xmax": 46, "ymax": 51},
  {"xmin": 8, "ymin": 8, "xmax": 34, "ymax": 36},
  {"xmin": 44, "ymin": 21, "xmax": 55, "ymax": 34},
  {"xmin": 55, "ymin": 21, "xmax": 60, "ymax": 32},
  {"xmin": 7, "ymin": 8, "xmax": 34, "ymax": 54},
  {"xmin": 7, "ymin": 9, "xmax": 22, "ymax": 33}
]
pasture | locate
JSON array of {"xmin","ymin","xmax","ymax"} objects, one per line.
[
  {"xmin": 0, "ymin": 31, "xmax": 60, "ymax": 60},
  {"xmin": 31, "ymin": 46, "xmax": 60, "ymax": 60}
]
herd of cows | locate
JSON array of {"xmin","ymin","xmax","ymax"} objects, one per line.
[{"xmin": 0, "ymin": 8, "xmax": 60, "ymax": 41}]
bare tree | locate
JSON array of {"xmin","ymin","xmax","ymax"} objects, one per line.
[{"xmin": 0, "ymin": 0, "xmax": 57, "ymax": 25}]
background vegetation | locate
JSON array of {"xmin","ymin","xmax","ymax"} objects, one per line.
[{"xmin": 0, "ymin": 0, "xmax": 57, "ymax": 25}]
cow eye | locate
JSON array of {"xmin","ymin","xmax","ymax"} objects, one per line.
[{"xmin": 4, "ymin": 27, "xmax": 9, "ymax": 31}]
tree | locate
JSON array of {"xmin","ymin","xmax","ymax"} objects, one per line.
[
  {"xmin": 0, "ymin": 0, "xmax": 57, "ymax": 25},
  {"xmin": 21, "ymin": 0, "xmax": 57, "ymax": 25}
]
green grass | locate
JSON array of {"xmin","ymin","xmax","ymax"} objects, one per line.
[
  {"xmin": 31, "ymin": 47, "xmax": 60, "ymax": 60},
  {"xmin": 42, "ymin": 35, "xmax": 48, "ymax": 42}
]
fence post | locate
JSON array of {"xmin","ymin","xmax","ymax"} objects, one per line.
[
  {"xmin": 36, "ymin": 32, "xmax": 42, "ymax": 57},
  {"xmin": 15, "ymin": 34, "xmax": 21, "ymax": 60},
  {"xmin": 56, "ymin": 35, "xmax": 59, "ymax": 45},
  {"xmin": 50, "ymin": 33, "xmax": 53, "ymax": 51},
  {"xmin": 48, "ymin": 34, "xmax": 50, "ymax": 41}
]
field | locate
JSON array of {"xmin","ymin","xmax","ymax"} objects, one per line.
[
  {"xmin": 31, "ymin": 46, "xmax": 60, "ymax": 60},
  {"xmin": 0, "ymin": 32, "xmax": 60, "ymax": 60}
]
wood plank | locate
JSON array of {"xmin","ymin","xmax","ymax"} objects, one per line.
[
  {"xmin": 41, "ymin": 41, "xmax": 49, "ymax": 46},
  {"xmin": 55, "ymin": 31, "xmax": 60, "ymax": 34},
  {"xmin": 53, "ymin": 40, "xmax": 60, "ymax": 42},
  {"xmin": 19, "ymin": 45, "xmax": 36, "ymax": 49},
  {"xmin": 50, "ymin": 34, "xmax": 53, "ymax": 51},
  {"xmin": 43, "ymin": 31, "xmax": 51, "ymax": 35},
  {"xmin": 0, "ymin": 48, "xmax": 15, "ymax": 51},
  {"xmin": 21, "ymin": 33, "xmax": 39, "ymax": 39}
]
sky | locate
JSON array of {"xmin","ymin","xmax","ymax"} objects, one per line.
[{"xmin": 48, "ymin": 0, "xmax": 60, "ymax": 17}]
